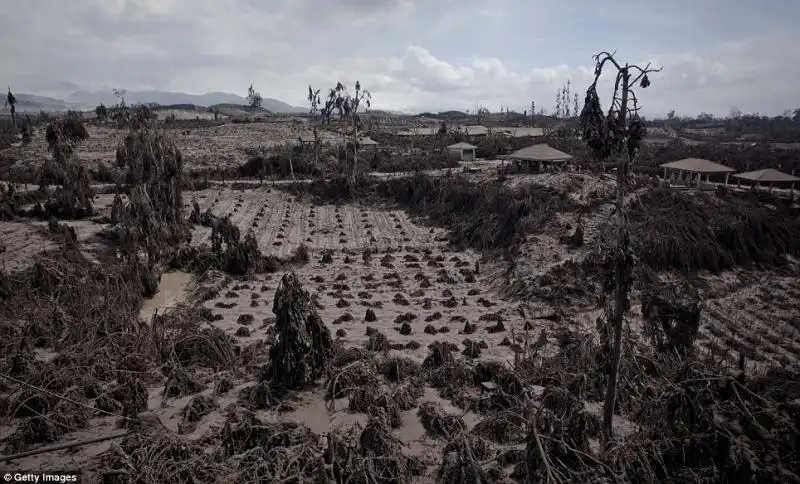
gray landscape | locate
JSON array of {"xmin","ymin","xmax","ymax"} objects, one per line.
[{"xmin": 0, "ymin": 1, "xmax": 798, "ymax": 483}]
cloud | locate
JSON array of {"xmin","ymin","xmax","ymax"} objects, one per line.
[{"xmin": 0, "ymin": 0, "xmax": 798, "ymax": 117}]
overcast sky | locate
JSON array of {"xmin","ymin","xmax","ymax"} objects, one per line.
[{"xmin": 1, "ymin": 0, "xmax": 798, "ymax": 117}]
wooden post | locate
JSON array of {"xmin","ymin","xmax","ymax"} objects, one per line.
[{"xmin": 724, "ymin": 173, "xmax": 729, "ymax": 186}]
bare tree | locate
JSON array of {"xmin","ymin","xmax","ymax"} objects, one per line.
[
  {"xmin": 95, "ymin": 104, "xmax": 108, "ymax": 121},
  {"xmin": 476, "ymin": 106, "xmax": 489, "ymax": 124},
  {"xmin": 555, "ymin": 88, "xmax": 563, "ymax": 119},
  {"xmin": 573, "ymin": 93, "xmax": 579, "ymax": 119},
  {"xmin": 321, "ymin": 87, "xmax": 337, "ymax": 128},
  {"xmin": 327, "ymin": 81, "xmax": 371, "ymax": 181},
  {"xmin": 347, "ymin": 81, "xmax": 371, "ymax": 181},
  {"xmin": 554, "ymin": 81, "xmax": 573, "ymax": 119},
  {"xmin": 110, "ymin": 89, "xmax": 128, "ymax": 126},
  {"xmin": 247, "ymin": 84, "xmax": 262, "ymax": 109},
  {"xmin": 325, "ymin": 83, "xmax": 348, "ymax": 146},
  {"xmin": 579, "ymin": 51, "xmax": 661, "ymax": 445},
  {"xmin": 307, "ymin": 86, "xmax": 322, "ymax": 169},
  {"xmin": 5, "ymin": 87, "xmax": 16, "ymax": 126}
]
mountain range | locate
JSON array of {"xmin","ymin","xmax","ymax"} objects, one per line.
[{"xmin": 8, "ymin": 90, "xmax": 307, "ymax": 114}]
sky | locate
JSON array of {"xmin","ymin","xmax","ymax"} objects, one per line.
[{"xmin": 1, "ymin": 0, "xmax": 799, "ymax": 117}]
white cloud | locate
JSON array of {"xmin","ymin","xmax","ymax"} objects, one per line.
[{"xmin": 0, "ymin": 0, "xmax": 797, "ymax": 117}]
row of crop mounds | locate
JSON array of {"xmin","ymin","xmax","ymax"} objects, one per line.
[{"xmin": 191, "ymin": 187, "xmax": 435, "ymax": 256}]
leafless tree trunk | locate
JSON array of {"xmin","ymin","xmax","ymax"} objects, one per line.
[
  {"xmin": 352, "ymin": 118, "xmax": 359, "ymax": 181},
  {"xmin": 603, "ymin": 69, "xmax": 630, "ymax": 443},
  {"xmin": 580, "ymin": 52, "xmax": 661, "ymax": 445}
]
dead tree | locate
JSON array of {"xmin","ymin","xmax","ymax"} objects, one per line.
[
  {"xmin": 307, "ymin": 86, "xmax": 321, "ymax": 170},
  {"xmin": 328, "ymin": 81, "xmax": 372, "ymax": 182},
  {"xmin": 346, "ymin": 82, "xmax": 372, "ymax": 181},
  {"xmin": 5, "ymin": 88, "xmax": 16, "ymax": 127},
  {"xmin": 579, "ymin": 51, "xmax": 661, "ymax": 445},
  {"xmin": 247, "ymin": 84, "xmax": 262, "ymax": 109}
]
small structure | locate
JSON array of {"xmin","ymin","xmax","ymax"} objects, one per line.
[
  {"xmin": 298, "ymin": 135, "xmax": 315, "ymax": 146},
  {"xmin": 732, "ymin": 168, "xmax": 800, "ymax": 193},
  {"xmin": 446, "ymin": 142, "xmax": 478, "ymax": 161},
  {"xmin": 499, "ymin": 127, "xmax": 544, "ymax": 138},
  {"xmin": 507, "ymin": 143, "xmax": 573, "ymax": 171},
  {"xmin": 397, "ymin": 126, "xmax": 438, "ymax": 137},
  {"xmin": 358, "ymin": 136, "xmax": 379, "ymax": 150},
  {"xmin": 461, "ymin": 125, "xmax": 489, "ymax": 137},
  {"xmin": 660, "ymin": 158, "xmax": 735, "ymax": 188}
]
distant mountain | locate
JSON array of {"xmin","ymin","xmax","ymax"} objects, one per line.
[
  {"xmin": 11, "ymin": 89, "xmax": 307, "ymax": 114},
  {"xmin": 64, "ymin": 90, "xmax": 306, "ymax": 113},
  {"xmin": 12, "ymin": 94, "xmax": 74, "ymax": 113}
]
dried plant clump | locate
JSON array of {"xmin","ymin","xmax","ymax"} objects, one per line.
[
  {"xmin": 472, "ymin": 410, "xmax": 529, "ymax": 444},
  {"xmin": 417, "ymin": 401, "xmax": 467, "ymax": 440},
  {"xmin": 359, "ymin": 407, "xmax": 402, "ymax": 455},
  {"xmin": 321, "ymin": 410, "xmax": 424, "ymax": 483},
  {"xmin": 263, "ymin": 272, "xmax": 334, "ymax": 394},
  {"xmin": 395, "ymin": 312, "xmax": 417, "ymax": 324},
  {"xmin": 522, "ymin": 387, "xmax": 606, "ymax": 482},
  {"xmin": 40, "ymin": 118, "xmax": 94, "ymax": 219},
  {"xmin": 237, "ymin": 314, "xmax": 255, "ymax": 325},
  {"xmin": 641, "ymin": 281, "xmax": 702, "ymax": 355},
  {"xmin": 462, "ymin": 339, "xmax": 482, "ymax": 358},
  {"xmin": 423, "ymin": 341, "xmax": 455, "ymax": 369},
  {"xmin": 171, "ymin": 326, "xmax": 237, "ymax": 369},
  {"xmin": 330, "ymin": 347, "xmax": 373, "ymax": 368},
  {"xmin": 179, "ymin": 394, "xmax": 217, "ymax": 433},
  {"xmin": 210, "ymin": 219, "xmax": 272, "ymax": 275},
  {"xmin": 364, "ymin": 330, "xmax": 390, "ymax": 352},
  {"xmin": 163, "ymin": 365, "xmax": 204, "ymax": 399},
  {"xmin": 115, "ymin": 129, "xmax": 188, "ymax": 267},
  {"xmin": 437, "ymin": 435, "xmax": 492, "ymax": 484},
  {"xmin": 326, "ymin": 356, "xmax": 380, "ymax": 400},
  {"xmin": 621, "ymin": 189, "xmax": 800, "ymax": 273},
  {"xmin": 380, "ymin": 357, "xmax": 422, "ymax": 382},
  {"xmin": 214, "ymin": 374, "xmax": 234, "ymax": 396},
  {"xmin": 102, "ymin": 419, "xmax": 220, "ymax": 483},
  {"xmin": 238, "ymin": 380, "xmax": 280, "ymax": 410}
]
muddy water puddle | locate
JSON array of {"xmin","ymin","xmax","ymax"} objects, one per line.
[{"xmin": 139, "ymin": 271, "xmax": 193, "ymax": 321}]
